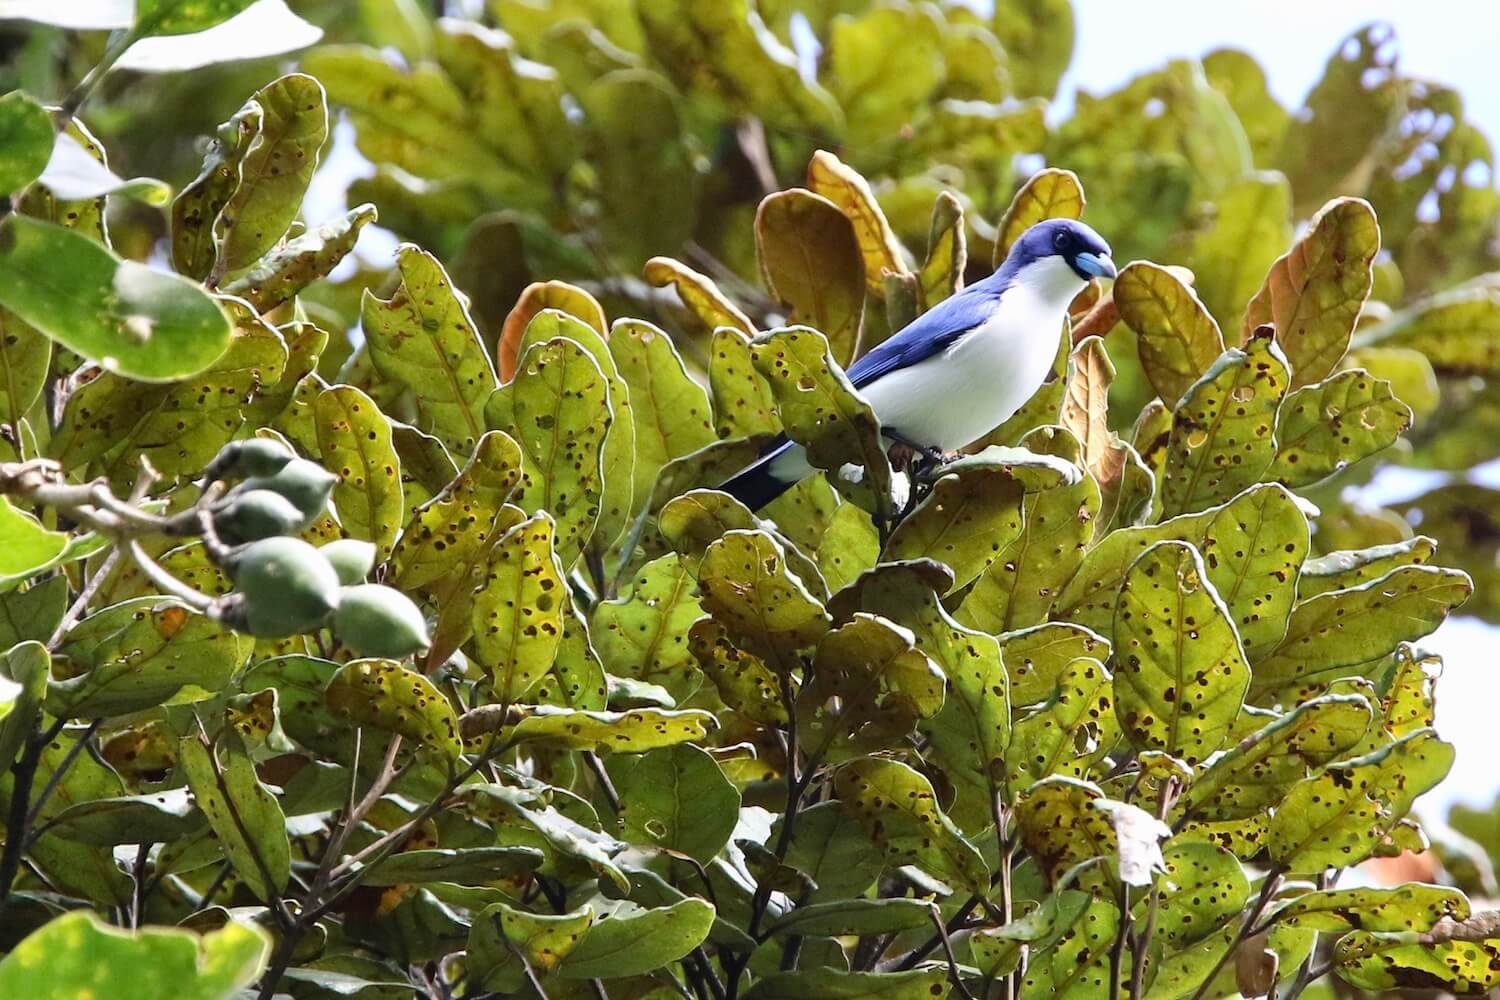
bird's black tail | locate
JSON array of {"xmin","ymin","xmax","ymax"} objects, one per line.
[{"xmin": 719, "ymin": 443, "xmax": 799, "ymax": 511}]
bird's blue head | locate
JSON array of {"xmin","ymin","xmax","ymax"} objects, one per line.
[{"xmin": 1009, "ymin": 218, "xmax": 1116, "ymax": 282}]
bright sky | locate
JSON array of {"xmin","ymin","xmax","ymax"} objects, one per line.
[{"xmin": 1061, "ymin": 1, "xmax": 1500, "ymax": 814}]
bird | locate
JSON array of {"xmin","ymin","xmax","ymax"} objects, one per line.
[{"xmin": 720, "ymin": 217, "xmax": 1116, "ymax": 509}]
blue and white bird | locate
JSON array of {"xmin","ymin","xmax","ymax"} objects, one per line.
[{"xmin": 721, "ymin": 218, "xmax": 1116, "ymax": 509}]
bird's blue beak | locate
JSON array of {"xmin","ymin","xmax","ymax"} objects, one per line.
[{"xmin": 1072, "ymin": 251, "xmax": 1117, "ymax": 280}]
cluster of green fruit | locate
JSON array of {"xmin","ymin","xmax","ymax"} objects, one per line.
[{"xmin": 198, "ymin": 439, "xmax": 430, "ymax": 659}]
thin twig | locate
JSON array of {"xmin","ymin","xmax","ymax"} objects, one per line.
[
  {"xmin": 0, "ymin": 717, "xmax": 68, "ymax": 902},
  {"xmin": 1187, "ymin": 868, "xmax": 1286, "ymax": 1000},
  {"xmin": 584, "ymin": 752, "xmax": 622, "ymax": 815},
  {"xmin": 22, "ymin": 718, "xmax": 102, "ymax": 834},
  {"xmin": 931, "ymin": 904, "xmax": 977, "ymax": 1000},
  {"xmin": 125, "ymin": 540, "xmax": 216, "ymax": 610}
]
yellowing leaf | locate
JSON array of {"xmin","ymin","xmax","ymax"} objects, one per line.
[
  {"xmin": 756, "ymin": 192, "xmax": 865, "ymax": 365},
  {"xmin": 994, "ymin": 168, "xmax": 1085, "ymax": 265},
  {"xmin": 326, "ymin": 658, "xmax": 462, "ymax": 758},
  {"xmin": 1115, "ymin": 261, "xmax": 1227, "ymax": 405}
]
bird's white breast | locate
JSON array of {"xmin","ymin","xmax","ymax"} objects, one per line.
[{"xmin": 861, "ymin": 257, "xmax": 1082, "ymax": 451}]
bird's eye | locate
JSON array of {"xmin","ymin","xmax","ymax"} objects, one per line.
[{"xmin": 1053, "ymin": 230, "xmax": 1073, "ymax": 252}]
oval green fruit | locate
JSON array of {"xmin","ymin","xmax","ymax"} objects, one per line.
[
  {"xmin": 204, "ymin": 438, "xmax": 294, "ymax": 482},
  {"xmin": 320, "ymin": 539, "xmax": 378, "ymax": 585},
  {"xmin": 333, "ymin": 584, "xmax": 431, "ymax": 658},
  {"xmin": 212, "ymin": 489, "xmax": 306, "ymax": 544},
  {"xmin": 229, "ymin": 537, "xmax": 341, "ymax": 636},
  {"xmin": 239, "ymin": 458, "xmax": 337, "ymax": 527}
]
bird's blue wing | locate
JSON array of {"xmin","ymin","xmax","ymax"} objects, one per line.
[{"xmin": 845, "ymin": 284, "xmax": 1002, "ymax": 389}]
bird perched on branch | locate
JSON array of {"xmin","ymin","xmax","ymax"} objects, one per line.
[{"xmin": 721, "ymin": 217, "xmax": 1116, "ymax": 509}]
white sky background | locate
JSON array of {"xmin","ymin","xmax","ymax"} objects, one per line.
[{"xmin": 1059, "ymin": 1, "xmax": 1500, "ymax": 814}]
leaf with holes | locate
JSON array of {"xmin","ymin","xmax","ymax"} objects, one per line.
[
  {"xmin": 884, "ymin": 457, "xmax": 1025, "ymax": 593},
  {"xmin": 997, "ymin": 621, "xmax": 1113, "ymax": 707},
  {"xmin": 362, "ymin": 244, "xmax": 497, "ymax": 454},
  {"xmin": 708, "ymin": 327, "xmax": 781, "ymax": 439},
  {"xmin": 607, "ymin": 744, "xmax": 739, "ymax": 863},
  {"xmin": 466, "ymin": 706, "xmax": 716, "ymax": 755},
  {"xmin": 1267, "ymin": 729, "xmax": 1453, "ymax": 871},
  {"xmin": 592, "ymin": 553, "xmax": 704, "ymax": 703},
  {"xmin": 1298, "ymin": 536, "xmax": 1436, "ymax": 599},
  {"xmin": 470, "ymin": 513, "xmax": 568, "ymax": 702},
  {"xmin": 698, "ymin": 529, "xmax": 830, "ymax": 672},
  {"xmin": 315, "ymin": 384, "xmax": 404, "ymax": 557},
  {"xmin": 610, "ymin": 319, "xmax": 717, "ymax": 508},
  {"xmin": 485, "ymin": 338, "xmax": 611, "ymax": 562},
  {"xmin": 1276, "ymin": 884, "xmax": 1468, "ymax": 933},
  {"xmin": 833, "ymin": 756, "xmax": 988, "ymax": 893},
  {"xmin": 689, "ymin": 618, "xmax": 788, "ymax": 725},
  {"xmin": 1248, "ymin": 565, "xmax": 1472, "ymax": 705},
  {"xmin": 1198, "ymin": 482, "xmax": 1309, "ymax": 658},
  {"xmin": 325, "ymin": 659, "xmax": 462, "ymax": 758},
  {"xmin": 1006, "ymin": 657, "xmax": 1118, "ymax": 798},
  {"xmin": 1014, "ymin": 776, "xmax": 1116, "ymax": 888},
  {"xmin": 1270, "ymin": 369, "xmax": 1411, "ymax": 487},
  {"xmin": 1160, "ymin": 329, "xmax": 1290, "ymax": 516},
  {"xmin": 179, "ymin": 730, "xmax": 290, "ymax": 902},
  {"xmin": 1147, "ymin": 841, "xmax": 1250, "ymax": 947}
]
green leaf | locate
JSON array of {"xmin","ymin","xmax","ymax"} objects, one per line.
[
  {"xmin": 180, "ymin": 729, "xmax": 291, "ymax": 901},
  {"xmin": 0, "ymin": 91, "xmax": 53, "ymax": 197},
  {"xmin": 1149, "ymin": 841, "xmax": 1249, "ymax": 948},
  {"xmin": 607, "ymin": 744, "xmax": 739, "ymax": 863},
  {"xmin": 559, "ymin": 898, "xmax": 714, "ymax": 979},
  {"xmin": 954, "ymin": 428, "xmax": 1097, "ymax": 633},
  {"xmin": 1114, "ymin": 261, "xmax": 1226, "ymax": 406},
  {"xmin": 1013, "ymin": 776, "xmax": 1117, "ymax": 888},
  {"xmin": 689, "ymin": 618, "xmax": 787, "ymax": 725},
  {"xmin": 636, "ymin": 0, "xmax": 839, "ymax": 132},
  {"xmin": 1006, "ymin": 656, "xmax": 1118, "ymax": 798},
  {"xmin": 997, "ymin": 621, "xmax": 1112, "ymax": 706},
  {"xmin": 135, "ymin": 0, "xmax": 258, "ymax": 36},
  {"xmin": 833, "ymin": 756, "xmax": 989, "ymax": 893},
  {"xmin": 360, "ymin": 847, "xmax": 544, "ymax": 886},
  {"xmin": 1202, "ymin": 50, "xmax": 1289, "ymax": 166},
  {"xmin": 1275, "ymin": 25, "xmax": 1401, "ymax": 214},
  {"xmin": 993, "ymin": 167, "xmax": 1084, "ymax": 265},
  {"xmin": 1276, "ymin": 883, "xmax": 1468, "ymax": 933},
  {"xmin": 0, "ymin": 910, "xmax": 268, "ymax": 1000},
  {"xmin": 1270, "ymin": 369, "xmax": 1411, "ymax": 487},
  {"xmin": 0, "ymin": 495, "xmax": 67, "ymax": 589},
  {"xmin": 326, "ymin": 659, "xmax": 462, "ymax": 759},
  {"xmin": 470, "ymin": 513, "xmax": 568, "ymax": 702},
  {"xmin": 919, "ymin": 190, "xmax": 966, "ymax": 309},
  {"xmin": 1159, "ymin": 328, "xmax": 1290, "ymax": 516},
  {"xmin": 45, "ymin": 786, "xmax": 203, "ymax": 846},
  {"xmin": 224, "ymin": 205, "xmax": 375, "ymax": 313},
  {"xmin": 765, "ymin": 898, "xmax": 932, "ymax": 939},
  {"xmin": 1113, "ymin": 541, "xmax": 1249, "ymax": 763},
  {"xmin": 824, "ymin": 3, "xmax": 946, "ymax": 150},
  {"xmin": 391, "ymin": 430, "xmax": 522, "ymax": 592},
  {"xmin": 610, "ymin": 318, "xmax": 717, "ymax": 509},
  {"xmin": 1198, "ymin": 482, "xmax": 1309, "ymax": 658},
  {"xmin": 172, "ymin": 74, "xmax": 327, "ymax": 279},
  {"xmin": 1242, "ymin": 197, "xmax": 1380, "ymax": 387},
  {"xmin": 486, "ymin": 337, "xmax": 612, "ymax": 562},
  {"xmin": 1176, "ymin": 692, "xmax": 1374, "ymax": 824},
  {"xmin": 48, "ymin": 598, "xmax": 250, "ymax": 718},
  {"xmin": 466, "ymin": 705, "xmax": 717, "ymax": 754},
  {"xmin": 698, "ymin": 529, "xmax": 831, "ymax": 671},
  {"xmin": 360, "ymin": 244, "xmax": 497, "ymax": 454},
  {"xmin": 1354, "ymin": 285, "xmax": 1500, "ymax": 377},
  {"xmin": 468, "ymin": 902, "xmax": 593, "ymax": 991},
  {"xmin": 1267, "ymin": 728, "xmax": 1453, "ymax": 871},
  {"xmin": 860, "ymin": 568, "xmax": 1010, "ymax": 830},
  {"xmin": 1248, "ymin": 565, "xmax": 1472, "ymax": 705},
  {"xmin": 779, "ymin": 800, "xmax": 883, "ymax": 903},
  {"xmin": 592, "ymin": 553, "xmax": 704, "ymax": 703},
  {"xmin": 884, "ymin": 456, "xmax": 1025, "ymax": 592},
  {"xmin": 756, "ymin": 193, "xmax": 866, "ymax": 366},
  {"xmin": 744, "ymin": 968, "xmax": 948, "ymax": 1000},
  {"xmin": 50, "ymin": 302, "xmax": 288, "ymax": 482},
  {"xmin": 1334, "ymin": 930, "xmax": 1500, "ymax": 995},
  {"xmin": 314, "ymin": 384, "xmax": 403, "ymax": 557},
  {"xmin": 0, "ymin": 215, "xmax": 231, "ymax": 381},
  {"xmin": 582, "ymin": 69, "xmax": 700, "ymax": 265},
  {"xmin": 990, "ymin": 0, "xmax": 1075, "ymax": 99},
  {"xmin": 1184, "ymin": 170, "xmax": 1292, "ymax": 327},
  {"xmin": 708, "ymin": 326, "xmax": 781, "ymax": 439},
  {"xmin": 0, "ymin": 640, "xmax": 47, "ymax": 771}
]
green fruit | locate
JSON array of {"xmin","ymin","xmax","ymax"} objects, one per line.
[
  {"xmin": 239, "ymin": 458, "xmax": 337, "ymax": 527},
  {"xmin": 333, "ymin": 585, "xmax": 431, "ymax": 658},
  {"xmin": 320, "ymin": 539, "xmax": 378, "ymax": 585},
  {"xmin": 204, "ymin": 438, "xmax": 294, "ymax": 482},
  {"xmin": 212, "ymin": 489, "xmax": 306, "ymax": 544},
  {"xmin": 229, "ymin": 537, "xmax": 341, "ymax": 637}
]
